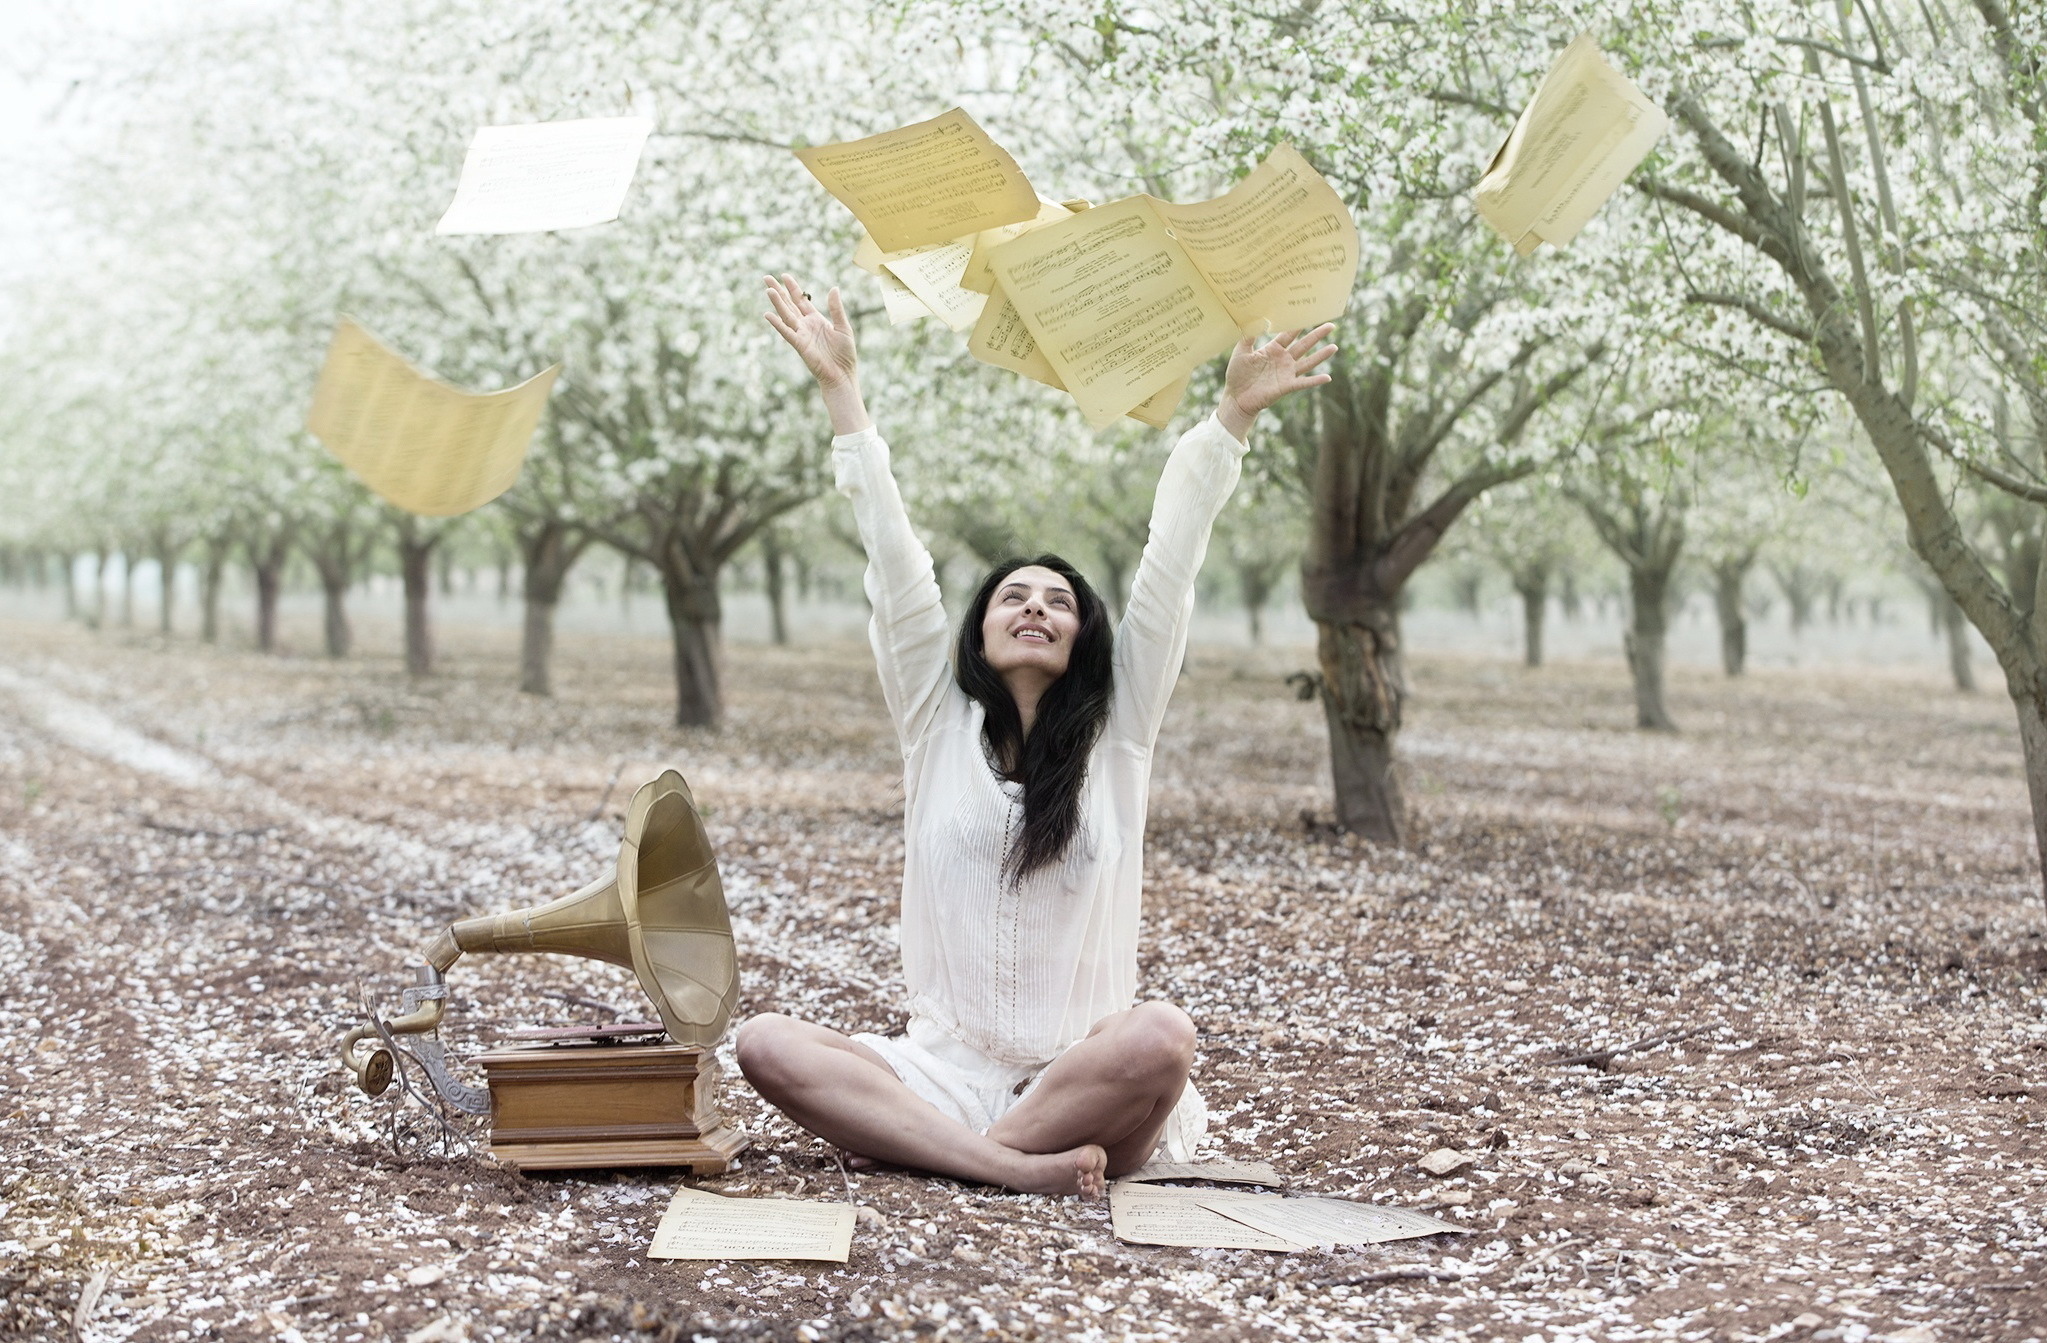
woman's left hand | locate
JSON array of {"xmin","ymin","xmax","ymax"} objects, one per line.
[{"xmin": 1216, "ymin": 322, "xmax": 1338, "ymax": 440}]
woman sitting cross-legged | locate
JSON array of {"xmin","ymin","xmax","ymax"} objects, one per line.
[{"xmin": 740, "ymin": 273, "xmax": 1337, "ymax": 1198}]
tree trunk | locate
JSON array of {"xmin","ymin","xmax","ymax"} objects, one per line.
[
  {"xmin": 250, "ymin": 537, "xmax": 288, "ymax": 654},
  {"xmin": 200, "ymin": 539, "xmax": 229, "ymax": 644},
  {"xmin": 398, "ymin": 524, "xmax": 438, "ymax": 677},
  {"xmin": 59, "ymin": 552, "xmax": 77, "ymax": 621},
  {"xmin": 156, "ymin": 544, "xmax": 177, "ymax": 635},
  {"xmin": 1560, "ymin": 569, "xmax": 1581, "ymax": 621},
  {"xmin": 1712, "ymin": 559, "xmax": 1751, "ymax": 678},
  {"xmin": 1237, "ymin": 561, "xmax": 1277, "ymax": 647},
  {"xmin": 1625, "ymin": 565, "xmax": 1678, "ymax": 731},
  {"xmin": 1513, "ymin": 573, "xmax": 1547, "ymax": 668},
  {"xmin": 315, "ymin": 562, "xmax": 351, "ymax": 659},
  {"xmin": 762, "ymin": 530, "xmax": 790, "ymax": 647},
  {"xmin": 1940, "ymin": 591, "xmax": 1975, "ymax": 693},
  {"xmin": 518, "ymin": 521, "xmax": 583, "ymax": 696},
  {"xmin": 117, "ymin": 553, "xmax": 135, "ymax": 628},
  {"xmin": 1313, "ymin": 602, "xmax": 1407, "ymax": 843},
  {"xmin": 659, "ymin": 566, "xmax": 724, "ymax": 728}
]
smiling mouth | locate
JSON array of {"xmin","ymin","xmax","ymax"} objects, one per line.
[{"xmin": 1014, "ymin": 627, "xmax": 1053, "ymax": 643}]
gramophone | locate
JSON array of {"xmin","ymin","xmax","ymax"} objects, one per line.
[{"xmin": 339, "ymin": 769, "xmax": 747, "ymax": 1171}]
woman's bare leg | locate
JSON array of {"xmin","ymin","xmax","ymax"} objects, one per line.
[
  {"xmin": 734, "ymin": 1013, "xmax": 1106, "ymax": 1197},
  {"xmin": 987, "ymin": 1001, "xmax": 1197, "ymax": 1177}
]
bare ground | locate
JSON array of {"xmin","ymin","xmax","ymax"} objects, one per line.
[{"xmin": 0, "ymin": 612, "xmax": 2042, "ymax": 1343}]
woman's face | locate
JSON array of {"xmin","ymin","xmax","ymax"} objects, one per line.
[{"xmin": 980, "ymin": 565, "xmax": 1082, "ymax": 684}]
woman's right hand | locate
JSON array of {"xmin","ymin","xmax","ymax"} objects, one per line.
[{"xmin": 764, "ymin": 274, "xmax": 857, "ymax": 390}]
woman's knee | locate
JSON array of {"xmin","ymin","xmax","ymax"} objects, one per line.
[
  {"xmin": 1122, "ymin": 1001, "xmax": 1197, "ymax": 1078},
  {"xmin": 734, "ymin": 1012, "xmax": 804, "ymax": 1090}
]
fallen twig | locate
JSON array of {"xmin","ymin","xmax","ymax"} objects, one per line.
[
  {"xmin": 72, "ymin": 1265, "xmax": 110, "ymax": 1343},
  {"xmin": 542, "ymin": 990, "xmax": 626, "ymax": 1019},
  {"xmin": 582, "ymin": 762, "xmax": 627, "ymax": 826},
  {"xmin": 1547, "ymin": 1024, "xmax": 1712, "ymax": 1069},
  {"xmin": 1318, "ymin": 1265, "xmax": 1474, "ymax": 1287}
]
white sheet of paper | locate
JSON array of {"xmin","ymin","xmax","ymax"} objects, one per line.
[
  {"xmin": 877, "ymin": 269, "xmax": 938, "ymax": 325},
  {"xmin": 882, "ymin": 240, "xmax": 988, "ymax": 332},
  {"xmin": 1108, "ymin": 1182, "xmax": 1310, "ymax": 1251},
  {"xmin": 436, "ymin": 116, "xmax": 654, "ymax": 235},
  {"xmin": 1120, "ymin": 1159, "xmax": 1287, "ymax": 1188},
  {"xmin": 1198, "ymin": 1194, "xmax": 1465, "ymax": 1248},
  {"xmin": 648, "ymin": 1187, "xmax": 856, "ymax": 1262}
]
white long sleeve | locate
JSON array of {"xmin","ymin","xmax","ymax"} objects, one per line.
[{"xmin": 834, "ymin": 414, "xmax": 1245, "ymax": 1065}]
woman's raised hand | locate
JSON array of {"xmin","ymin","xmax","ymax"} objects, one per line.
[
  {"xmin": 1216, "ymin": 322, "xmax": 1339, "ymax": 440},
  {"xmin": 763, "ymin": 274, "xmax": 858, "ymax": 390}
]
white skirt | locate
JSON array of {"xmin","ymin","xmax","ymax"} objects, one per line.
[{"xmin": 853, "ymin": 1015, "xmax": 1208, "ymax": 1161}]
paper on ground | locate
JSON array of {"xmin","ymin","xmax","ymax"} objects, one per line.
[
  {"xmin": 795, "ymin": 107, "xmax": 1037, "ymax": 252},
  {"xmin": 1108, "ymin": 1181, "xmax": 1309, "ymax": 1250},
  {"xmin": 304, "ymin": 318, "xmax": 558, "ymax": 517},
  {"xmin": 1121, "ymin": 1158, "xmax": 1286, "ymax": 1188},
  {"xmin": 649, "ymin": 1187, "xmax": 856, "ymax": 1262},
  {"xmin": 435, "ymin": 117, "xmax": 653, "ymax": 235},
  {"xmin": 987, "ymin": 143, "xmax": 1358, "ymax": 427},
  {"xmin": 1473, "ymin": 33, "xmax": 1669, "ymax": 256},
  {"xmin": 1197, "ymin": 1193, "xmax": 1465, "ymax": 1248}
]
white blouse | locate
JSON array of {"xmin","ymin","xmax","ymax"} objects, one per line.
[{"xmin": 833, "ymin": 413, "xmax": 1246, "ymax": 1067}]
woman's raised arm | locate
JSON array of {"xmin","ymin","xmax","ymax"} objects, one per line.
[
  {"xmin": 764, "ymin": 274, "xmax": 951, "ymax": 752},
  {"xmin": 1113, "ymin": 324, "xmax": 1339, "ymax": 746},
  {"xmin": 763, "ymin": 273, "xmax": 872, "ymax": 435}
]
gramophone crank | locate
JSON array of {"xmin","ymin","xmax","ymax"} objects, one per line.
[{"xmin": 339, "ymin": 769, "xmax": 748, "ymax": 1170}]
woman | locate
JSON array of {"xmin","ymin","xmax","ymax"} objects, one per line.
[{"xmin": 741, "ymin": 273, "xmax": 1336, "ymax": 1198}]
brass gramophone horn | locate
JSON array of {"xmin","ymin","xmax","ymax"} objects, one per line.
[{"xmin": 339, "ymin": 769, "xmax": 739, "ymax": 1097}]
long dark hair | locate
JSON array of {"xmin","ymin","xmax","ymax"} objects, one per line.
[{"xmin": 955, "ymin": 554, "xmax": 1114, "ymax": 880}]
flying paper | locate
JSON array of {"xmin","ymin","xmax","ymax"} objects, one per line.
[
  {"xmin": 987, "ymin": 144, "xmax": 1358, "ymax": 427},
  {"xmin": 436, "ymin": 116, "xmax": 654, "ymax": 235},
  {"xmin": 304, "ymin": 318, "xmax": 558, "ymax": 517},
  {"xmin": 1473, "ymin": 33, "xmax": 1669, "ymax": 256},
  {"xmin": 795, "ymin": 108, "xmax": 1038, "ymax": 252}
]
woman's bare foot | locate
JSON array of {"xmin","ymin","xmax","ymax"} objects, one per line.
[{"xmin": 1005, "ymin": 1144, "xmax": 1109, "ymax": 1198}]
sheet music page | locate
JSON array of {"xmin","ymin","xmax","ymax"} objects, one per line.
[
  {"xmin": 968, "ymin": 286, "xmax": 1190, "ymax": 427},
  {"xmin": 795, "ymin": 108, "xmax": 1038, "ymax": 252},
  {"xmin": 1153, "ymin": 143, "xmax": 1359, "ymax": 330},
  {"xmin": 1198, "ymin": 1194, "xmax": 1466, "ymax": 1248},
  {"xmin": 881, "ymin": 240, "xmax": 988, "ymax": 332},
  {"xmin": 987, "ymin": 196, "xmax": 1239, "ymax": 428},
  {"xmin": 1121, "ymin": 1158, "xmax": 1287, "ymax": 1188},
  {"xmin": 1473, "ymin": 33, "xmax": 1669, "ymax": 255},
  {"xmin": 304, "ymin": 318, "xmax": 558, "ymax": 517},
  {"xmin": 434, "ymin": 117, "xmax": 653, "ymax": 235},
  {"xmin": 1108, "ymin": 1182, "xmax": 1310, "ymax": 1250},
  {"xmin": 648, "ymin": 1188, "xmax": 856, "ymax": 1262},
  {"xmin": 962, "ymin": 198, "xmax": 1075, "ymax": 294},
  {"xmin": 877, "ymin": 270, "xmax": 938, "ymax": 325}
]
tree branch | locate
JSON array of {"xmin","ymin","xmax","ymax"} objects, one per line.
[{"xmin": 1685, "ymin": 291, "xmax": 1817, "ymax": 343}]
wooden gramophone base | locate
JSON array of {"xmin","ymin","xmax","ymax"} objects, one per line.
[{"xmin": 475, "ymin": 1041, "xmax": 748, "ymax": 1172}]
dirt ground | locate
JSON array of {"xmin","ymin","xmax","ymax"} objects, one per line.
[{"xmin": 1, "ymin": 611, "xmax": 2042, "ymax": 1343}]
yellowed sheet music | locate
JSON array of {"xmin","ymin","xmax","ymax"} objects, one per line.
[
  {"xmin": 1151, "ymin": 143, "xmax": 1360, "ymax": 330},
  {"xmin": 1122, "ymin": 1158, "xmax": 1287, "ymax": 1188},
  {"xmin": 968, "ymin": 287, "xmax": 1188, "ymax": 427},
  {"xmin": 1474, "ymin": 33, "xmax": 1669, "ymax": 256},
  {"xmin": 962, "ymin": 198, "xmax": 1075, "ymax": 294},
  {"xmin": 882, "ymin": 240, "xmax": 987, "ymax": 332},
  {"xmin": 795, "ymin": 107, "xmax": 1038, "ymax": 252},
  {"xmin": 304, "ymin": 318, "xmax": 558, "ymax": 517},
  {"xmin": 648, "ymin": 1187, "xmax": 856, "ymax": 1262},
  {"xmin": 987, "ymin": 197, "xmax": 1240, "ymax": 428},
  {"xmin": 1197, "ymin": 1194, "xmax": 1465, "ymax": 1248},
  {"xmin": 1108, "ymin": 1182, "xmax": 1309, "ymax": 1251}
]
